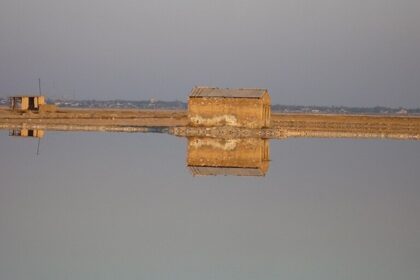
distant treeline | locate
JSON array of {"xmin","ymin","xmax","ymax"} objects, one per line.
[
  {"xmin": 1, "ymin": 97, "xmax": 419, "ymax": 115},
  {"xmin": 48, "ymin": 99, "xmax": 187, "ymax": 110}
]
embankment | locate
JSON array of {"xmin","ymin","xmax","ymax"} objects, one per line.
[{"xmin": 1, "ymin": 107, "xmax": 419, "ymax": 140}]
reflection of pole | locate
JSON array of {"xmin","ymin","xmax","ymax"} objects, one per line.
[
  {"xmin": 37, "ymin": 138, "xmax": 41, "ymax": 156},
  {"xmin": 38, "ymin": 78, "xmax": 42, "ymax": 95}
]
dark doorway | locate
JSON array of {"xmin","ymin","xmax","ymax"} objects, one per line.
[{"xmin": 28, "ymin": 97, "xmax": 35, "ymax": 110}]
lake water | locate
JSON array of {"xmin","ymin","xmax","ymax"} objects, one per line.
[{"xmin": 0, "ymin": 130, "xmax": 419, "ymax": 279}]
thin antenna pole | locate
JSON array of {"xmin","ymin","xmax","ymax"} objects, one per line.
[
  {"xmin": 38, "ymin": 78, "xmax": 42, "ymax": 95},
  {"xmin": 37, "ymin": 138, "xmax": 41, "ymax": 156}
]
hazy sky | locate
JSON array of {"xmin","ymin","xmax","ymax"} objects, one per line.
[{"xmin": 1, "ymin": 0, "xmax": 419, "ymax": 107}]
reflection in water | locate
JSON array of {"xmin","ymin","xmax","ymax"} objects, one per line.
[
  {"xmin": 187, "ymin": 137, "xmax": 270, "ymax": 176},
  {"xmin": 0, "ymin": 131, "xmax": 419, "ymax": 279},
  {"xmin": 6, "ymin": 128, "xmax": 271, "ymax": 176},
  {"xmin": 9, "ymin": 129, "xmax": 45, "ymax": 138}
]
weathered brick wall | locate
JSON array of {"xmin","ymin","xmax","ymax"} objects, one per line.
[
  {"xmin": 188, "ymin": 97, "xmax": 269, "ymax": 128},
  {"xmin": 187, "ymin": 137, "xmax": 269, "ymax": 169}
]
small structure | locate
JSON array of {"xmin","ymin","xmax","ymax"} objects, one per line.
[
  {"xmin": 187, "ymin": 137, "xmax": 270, "ymax": 176},
  {"xmin": 188, "ymin": 87, "xmax": 271, "ymax": 129},
  {"xmin": 9, "ymin": 96, "xmax": 45, "ymax": 111},
  {"xmin": 9, "ymin": 129, "xmax": 45, "ymax": 138}
]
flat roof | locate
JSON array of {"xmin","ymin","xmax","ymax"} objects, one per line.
[
  {"xmin": 9, "ymin": 95, "xmax": 45, "ymax": 98},
  {"xmin": 189, "ymin": 87, "xmax": 268, "ymax": 99}
]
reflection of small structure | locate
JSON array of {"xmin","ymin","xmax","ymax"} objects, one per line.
[
  {"xmin": 187, "ymin": 137, "xmax": 270, "ymax": 176},
  {"xmin": 9, "ymin": 96, "xmax": 45, "ymax": 111},
  {"xmin": 9, "ymin": 129, "xmax": 45, "ymax": 138},
  {"xmin": 188, "ymin": 87, "xmax": 271, "ymax": 128}
]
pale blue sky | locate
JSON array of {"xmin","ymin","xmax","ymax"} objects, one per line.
[{"xmin": 1, "ymin": 0, "xmax": 419, "ymax": 107}]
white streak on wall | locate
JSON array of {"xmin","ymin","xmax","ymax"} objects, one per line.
[
  {"xmin": 190, "ymin": 138, "xmax": 239, "ymax": 151},
  {"xmin": 190, "ymin": 115, "xmax": 238, "ymax": 126}
]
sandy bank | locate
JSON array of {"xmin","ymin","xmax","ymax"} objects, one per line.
[{"xmin": 1, "ymin": 107, "xmax": 419, "ymax": 140}]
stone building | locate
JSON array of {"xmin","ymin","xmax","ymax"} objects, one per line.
[
  {"xmin": 187, "ymin": 137, "xmax": 270, "ymax": 176},
  {"xmin": 9, "ymin": 96, "xmax": 45, "ymax": 111},
  {"xmin": 188, "ymin": 87, "xmax": 271, "ymax": 128}
]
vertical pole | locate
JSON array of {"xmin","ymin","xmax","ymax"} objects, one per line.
[
  {"xmin": 38, "ymin": 78, "xmax": 42, "ymax": 95},
  {"xmin": 37, "ymin": 138, "xmax": 41, "ymax": 156}
]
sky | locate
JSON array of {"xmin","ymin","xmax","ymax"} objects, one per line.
[{"xmin": 0, "ymin": 0, "xmax": 419, "ymax": 107}]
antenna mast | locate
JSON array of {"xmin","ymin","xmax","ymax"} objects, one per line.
[{"xmin": 38, "ymin": 78, "xmax": 42, "ymax": 95}]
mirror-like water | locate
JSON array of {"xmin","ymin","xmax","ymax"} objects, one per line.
[{"xmin": 0, "ymin": 131, "xmax": 419, "ymax": 279}]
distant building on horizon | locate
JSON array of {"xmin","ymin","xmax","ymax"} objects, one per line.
[
  {"xmin": 9, "ymin": 96, "xmax": 45, "ymax": 111},
  {"xmin": 188, "ymin": 87, "xmax": 271, "ymax": 128}
]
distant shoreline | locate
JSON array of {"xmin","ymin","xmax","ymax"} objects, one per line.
[{"xmin": 1, "ymin": 97, "xmax": 419, "ymax": 116}]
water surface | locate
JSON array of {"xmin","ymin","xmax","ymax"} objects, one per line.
[{"xmin": 0, "ymin": 131, "xmax": 419, "ymax": 279}]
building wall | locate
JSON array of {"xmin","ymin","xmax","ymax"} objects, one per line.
[
  {"xmin": 261, "ymin": 93, "xmax": 271, "ymax": 127},
  {"xmin": 32, "ymin": 96, "xmax": 45, "ymax": 109},
  {"xmin": 34, "ymin": 129, "xmax": 45, "ymax": 138},
  {"xmin": 36, "ymin": 96, "xmax": 45, "ymax": 107},
  {"xmin": 187, "ymin": 137, "xmax": 269, "ymax": 171},
  {"xmin": 188, "ymin": 93, "xmax": 270, "ymax": 128},
  {"xmin": 21, "ymin": 97, "xmax": 29, "ymax": 110}
]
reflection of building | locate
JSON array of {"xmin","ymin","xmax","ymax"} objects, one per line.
[
  {"xmin": 187, "ymin": 137, "xmax": 270, "ymax": 176},
  {"xmin": 9, "ymin": 129, "xmax": 45, "ymax": 138},
  {"xmin": 188, "ymin": 87, "xmax": 271, "ymax": 128},
  {"xmin": 9, "ymin": 96, "xmax": 45, "ymax": 111}
]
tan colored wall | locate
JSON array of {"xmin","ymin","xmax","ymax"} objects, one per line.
[
  {"xmin": 187, "ymin": 137, "xmax": 269, "ymax": 172},
  {"xmin": 188, "ymin": 95, "xmax": 270, "ymax": 128},
  {"xmin": 262, "ymin": 93, "xmax": 271, "ymax": 127},
  {"xmin": 20, "ymin": 129, "xmax": 29, "ymax": 137},
  {"xmin": 37, "ymin": 96, "xmax": 45, "ymax": 106},
  {"xmin": 34, "ymin": 130, "xmax": 45, "ymax": 138},
  {"xmin": 21, "ymin": 97, "xmax": 29, "ymax": 110},
  {"xmin": 33, "ymin": 96, "xmax": 45, "ymax": 109}
]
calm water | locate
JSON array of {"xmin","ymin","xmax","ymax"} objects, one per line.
[{"xmin": 0, "ymin": 131, "xmax": 419, "ymax": 279}]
